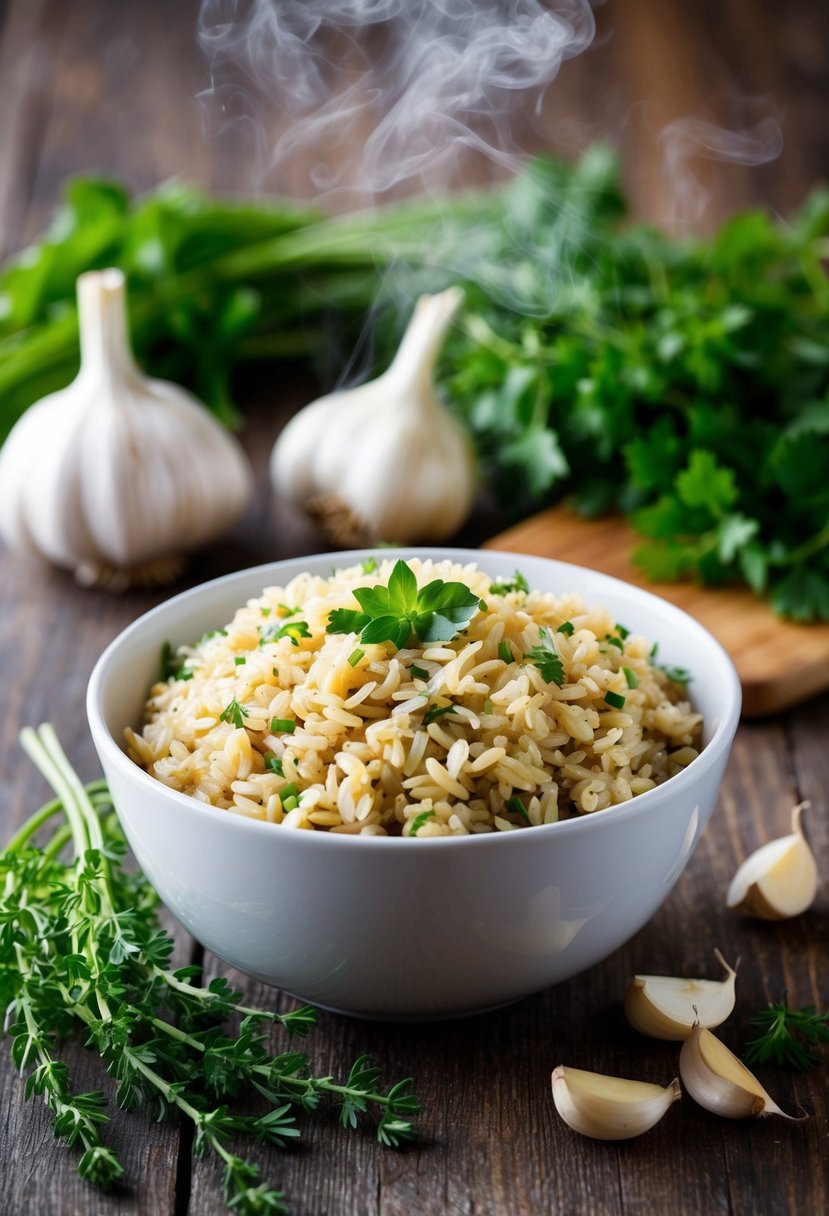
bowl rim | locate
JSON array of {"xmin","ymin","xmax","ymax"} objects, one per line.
[{"xmin": 86, "ymin": 547, "xmax": 742, "ymax": 849}]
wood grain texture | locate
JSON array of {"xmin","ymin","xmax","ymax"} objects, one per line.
[
  {"xmin": 485, "ymin": 506, "xmax": 829, "ymax": 717},
  {"xmin": 0, "ymin": 0, "xmax": 827, "ymax": 1213}
]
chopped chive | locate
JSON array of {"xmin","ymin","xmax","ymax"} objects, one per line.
[
  {"xmin": 282, "ymin": 796, "xmax": 299, "ymax": 812},
  {"xmin": 279, "ymin": 783, "xmax": 298, "ymax": 801},
  {"xmin": 270, "ymin": 718, "xmax": 296, "ymax": 734},
  {"xmin": 348, "ymin": 648, "xmax": 365, "ymax": 667},
  {"xmin": 410, "ymin": 665, "xmax": 429, "ymax": 681},
  {"xmin": 423, "ymin": 703, "xmax": 459, "ymax": 726},
  {"xmin": 604, "ymin": 690, "xmax": 626, "ymax": 709},
  {"xmin": 234, "ymin": 656, "xmax": 246, "ymax": 666},
  {"xmin": 408, "ymin": 809, "xmax": 436, "ymax": 836},
  {"xmin": 556, "ymin": 621, "xmax": 575, "ymax": 637},
  {"xmin": 498, "ymin": 641, "xmax": 513, "ymax": 663},
  {"xmin": 265, "ymin": 756, "xmax": 284, "ymax": 776},
  {"xmin": 483, "ymin": 698, "xmax": 493, "ymax": 715},
  {"xmin": 622, "ymin": 666, "xmax": 639, "ymax": 689},
  {"xmin": 506, "ymin": 796, "xmax": 529, "ymax": 822},
  {"xmin": 260, "ymin": 607, "xmax": 272, "ymax": 617},
  {"xmin": 605, "ymin": 634, "xmax": 624, "ymax": 651},
  {"xmin": 650, "ymin": 641, "xmax": 659, "ymax": 659},
  {"xmin": 616, "ymin": 622, "xmax": 630, "ymax": 639}
]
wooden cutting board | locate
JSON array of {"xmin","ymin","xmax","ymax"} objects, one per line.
[{"xmin": 484, "ymin": 506, "xmax": 829, "ymax": 717}]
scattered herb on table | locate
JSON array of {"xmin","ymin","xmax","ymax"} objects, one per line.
[
  {"xmin": 524, "ymin": 628, "xmax": 565, "ymax": 687},
  {"xmin": 745, "ymin": 1000, "xmax": 829, "ymax": 1071},
  {"xmin": 327, "ymin": 558, "xmax": 484, "ymax": 649},
  {"xmin": 0, "ymin": 726, "xmax": 420, "ymax": 1215}
]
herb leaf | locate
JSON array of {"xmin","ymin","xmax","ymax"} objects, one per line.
[
  {"xmin": 408, "ymin": 809, "xmax": 436, "ymax": 836},
  {"xmin": 489, "ymin": 570, "xmax": 529, "ymax": 595},
  {"xmin": 524, "ymin": 628, "xmax": 565, "ymax": 686},
  {"xmin": 220, "ymin": 698, "xmax": 248, "ymax": 729},
  {"xmin": 327, "ymin": 560, "xmax": 483, "ymax": 650},
  {"xmin": 260, "ymin": 619, "xmax": 311, "ymax": 647}
]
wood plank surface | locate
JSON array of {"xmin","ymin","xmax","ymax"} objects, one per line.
[
  {"xmin": 0, "ymin": 2, "xmax": 827, "ymax": 1215},
  {"xmin": 485, "ymin": 506, "xmax": 829, "ymax": 717}
]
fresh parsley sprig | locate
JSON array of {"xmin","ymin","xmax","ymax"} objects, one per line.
[
  {"xmin": 744, "ymin": 1000, "xmax": 829, "ymax": 1071},
  {"xmin": 1, "ymin": 725, "xmax": 421, "ymax": 1215},
  {"xmin": 327, "ymin": 559, "xmax": 484, "ymax": 650},
  {"xmin": 524, "ymin": 627, "xmax": 565, "ymax": 686}
]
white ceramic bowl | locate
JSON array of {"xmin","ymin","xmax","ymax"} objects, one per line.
[{"xmin": 87, "ymin": 548, "xmax": 740, "ymax": 1020}]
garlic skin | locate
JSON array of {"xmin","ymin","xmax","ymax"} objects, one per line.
[
  {"xmin": 0, "ymin": 269, "xmax": 253, "ymax": 586},
  {"xmin": 624, "ymin": 949, "xmax": 737, "ymax": 1040},
  {"xmin": 679, "ymin": 1028, "xmax": 802, "ymax": 1121},
  {"xmin": 271, "ymin": 287, "xmax": 476, "ymax": 544},
  {"xmin": 727, "ymin": 802, "xmax": 817, "ymax": 919},
  {"xmin": 551, "ymin": 1065, "xmax": 681, "ymax": 1141}
]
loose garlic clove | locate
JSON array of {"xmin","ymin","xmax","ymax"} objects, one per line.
[
  {"xmin": 0, "ymin": 269, "xmax": 253, "ymax": 587},
  {"xmin": 679, "ymin": 1028, "xmax": 803, "ymax": 1121},
  {"xmin": 624, "ymin": 949, "xmax": 737, "ymax": 1040},
  {"xmin": 271, "ymin": 287, "xmax": 476, "ymax": 544},
  {"xmin": 727, "ymin": 802, "xmax": 817, "ymax": 919},
  {"xmin": 551, "ymin": 1065, "xmax": 681, "ymax": 1141}
]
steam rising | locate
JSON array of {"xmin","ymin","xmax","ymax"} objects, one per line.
[
  {"xmin": 197, "ymin": 0, "xmax": 596, "ymax": 199},
  {"xmin": 660, "ymin": 108, "xmax": 783, "ymax": 233}
]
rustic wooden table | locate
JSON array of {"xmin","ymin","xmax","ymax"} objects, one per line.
[{"xmin": 1, "ymin": 2, "xmax": 827, "ymax": 1214}]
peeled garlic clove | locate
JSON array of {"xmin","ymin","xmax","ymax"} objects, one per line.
[
  {"xmin": 551, "ymin": 1065, "xmax": 681, "ymax": 1141},
  {"xmin": 727, "ymin": 802, "xmax": 817, "ymax": 919},
  {"xmin": 271, "ymin": 287, "xmax": 476, "ymax": 544},
  {"xmin": 624, "ymin": 949, "xmax": 737, "ymax": 1040},
  {"xmin": 679, "ymin": 1027, "xmax": 802, "ymax": 1121}
]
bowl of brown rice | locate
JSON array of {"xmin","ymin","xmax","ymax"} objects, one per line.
[{"xmin": 87, "ymin": 549, "xmax": 741, "ymax": 1019}]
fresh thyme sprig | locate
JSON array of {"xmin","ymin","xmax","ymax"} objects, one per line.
[
  {"xmin": 1, "ymin": 725, "xmax": 421, "ymax": 1215},
  {"xmin": 744, "ymin": 999, "xmax": 829, "ymax": 1071}
]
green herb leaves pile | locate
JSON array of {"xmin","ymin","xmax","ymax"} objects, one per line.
[
  {"xmin": 1, "ymin": 726, "xmax": 420, "ymax": 1215},
  {"xmin": 443, "ymin": 149, "xmax": 829, "ymax": 620},
  {"xmin": 327, "ymin": 559, "xmax": 484, "ymax": 649}
]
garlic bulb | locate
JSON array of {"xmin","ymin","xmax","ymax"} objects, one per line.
[
  {"xmin": 551, "ymin": 1065, "xmax": 681, "ymax": 1141},
  {"xmin": 624, "ymin": 949, "xmax": 737, "ymax": 1040},
  {"xmin": 0, "ymin": 269, "xmax": 253, "ymax": 588},
  {"xmin": 271, "ymin": 287, "xmax": 476, "ymax": 544},
  {"xmin": 679, "ymin": 1028, "xmax": 802, "ymax": 1121},
  {"xmin": 727, "ymin": 801, "xmax": 817, "ymax": 919}
]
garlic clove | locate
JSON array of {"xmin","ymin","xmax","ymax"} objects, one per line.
[
  {"xmin": 271, "ymin": 287, "xmax": 476, "ymax": 544},
  {"xmin": 679, "ymin": 1027, "xmax": 803, "ymax": 1121},
  {"xmin": 727, "ymin": 801, "xmax": 817, "ymax": 919},
  {"xmin": 551, "ymin": 1065, "xmax": 681, "ymax": 1140},
  {"xmin": 0, "ymin": 269, "xmax": 254, "ymax": 584},
  {"xmin": 624, "ymin": 949, "xmax": 737, "ymax": 1040}
]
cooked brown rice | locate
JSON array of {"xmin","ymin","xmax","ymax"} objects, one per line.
[{"xmin": 126, "ymin": 558, "xmax": 703, "ymax": 836}]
